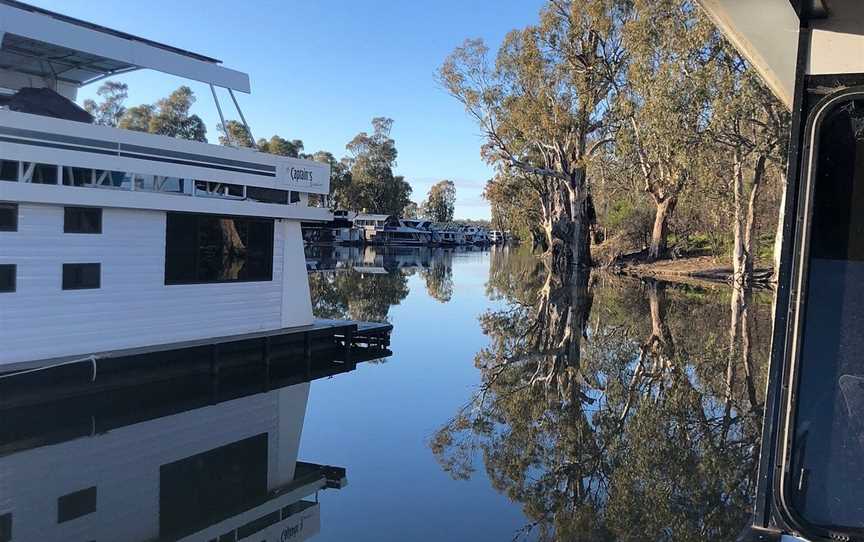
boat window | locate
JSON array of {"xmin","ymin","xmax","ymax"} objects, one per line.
[
  {"xmin": 247, "ymin": 186, "xmax": 289, "ymax": 205},
  {"xmin": 62, "ymin": 263, "xmax": 101, "ymax": 290},
  {"xmin": 23, "ymin": 162, "xmax": 58, "ymax": 184},
  {"xmin": 159, "ymin": 434, "xmax": 267, "ymax": 537},
  {"xmin": 0, "ymin": 160, "xmax": 17, "ymax": 182},
  {"xmin": 95, "ymin": 170, "xmax": 125, "ymax": 188},
  {"xmin": 786, "ymin": 96, "xmax": 864, "ymax": 531},
  {"xmin": 57, "ymin": 486, "xmax": 96, "ymax": 523},
  {"xmin": 0, "ymin": 203, "xmax": 17, "ymax": 231},
  {"xmin": 0, "ymin": 265, "xmax": 15, "ymax": 293},
  {"xmin": 290, "ymin": 191, "xmax": 301, "ymax": 204},
  {"xmin": 64, "ymin": 207, "xmax": 102, "ymax": 234},
  {"xmin": 0, "ymin": 512, "xmax": 11, "ymax": 542},
  {"xmin": 164, "ymin": 212, "xmax": 274, "ymax": 285},
  {"xmin": 62, "ymin": 167, "xmax": 94, "ymax": 187}
]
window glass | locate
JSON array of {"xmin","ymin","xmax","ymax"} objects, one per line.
[
  {"xmin": 789, "ymin": 97, "xmax": 864, "ymax": 530},
  {"xmin": 0, "ymin": 160, "xmax": 17, "ymax": 182},
  {"xmin": 64, "ymin": 207, "xmax": 102, "ymax": 234},
  {"xmin": 62, "ymin": 263, "xmax": 100, "ymax": 290},
  {"xmin": 29, "ymin": 163, "xmax": 57, "ymax": 184},
  {"xmin": 246, "ymin": 186, "xmax": 289, "ymax": 205},
  {"xmin": 62, "ymin": 167, "xmax": 93, "ymax": 187},
  {"xmin": 159, "ymin": 434, "xmax": 267, "ymax": 537},
  {"xmin": 0, "ymin": 203, "xmax": 17, "ymax": 232},
  {"xmin": 0, "ymin": 512, "xmax": 10, "ymax": 542},
  {"xmin": 95, "ymin": 170, "xmax": 125, "ymax": 188},
  {"xmin": 165, "ymin": 213, "xmax": 274, "ymax": 284},
  {"xmin": 57, "ymin": 487, "xmax": 96, "ymax": 523},
  {"xmin": 0, "ymin": 265, "xmax": 15, "ymax": 293}
]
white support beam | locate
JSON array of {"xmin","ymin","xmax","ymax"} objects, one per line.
[{"xmin": 0, "ymin": 3, "xmax": 250, "ymax": 93}]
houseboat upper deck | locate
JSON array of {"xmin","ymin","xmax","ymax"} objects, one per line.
[{"xmin": 0, "ymin": 0, "xmax": 337, "ymax": 369}]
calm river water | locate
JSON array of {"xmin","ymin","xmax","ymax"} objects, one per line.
[
  {"xmin": 302, "ymin": 245, "xmax": 773, "ymax": 541},
  {"xmin": 0, "ymin": 245, "xmax": 772, "ymax": 542}
]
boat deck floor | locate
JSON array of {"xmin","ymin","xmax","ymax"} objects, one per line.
[{"xmin": 0, "ymin": 318, "xmax": 393, "ymax": 375}]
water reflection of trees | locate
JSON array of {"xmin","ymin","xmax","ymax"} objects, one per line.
[
  {"xmin": 307, "ymin": 268, "xmax": 409, "ymax": 322},
  {"xmin": 432, "ymin": 249, "xmax": 771, "ymax": 541},
  {"xmin": 420, "ymin": 250, "xmax": 455, "ymax": 303}
]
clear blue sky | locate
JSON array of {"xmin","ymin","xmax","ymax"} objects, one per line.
[{"xmin": 28, "ymin": 0, "xmax": 546, "ymax": 219}]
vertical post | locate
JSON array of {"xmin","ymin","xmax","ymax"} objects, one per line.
[
  {"xmin": 210, "ymin": 84, "xmax": 232, "ymax": 146},
  {"xmin": 228, "ymin": 88, "xmax": 257, "ymax": 149},
  {"xmin": 304, "ymin": 332, "xmax": 312, "ymax": 379}
]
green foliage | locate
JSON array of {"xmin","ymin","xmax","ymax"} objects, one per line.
[
  {"xmin": 82, "ymin": 81, "xmax": 128, "ymax": 127},
  {"xmin": 422, "ymin": 180, "xmax": 456, "ymax": 223},
  {"xmin": 338, "ymin": 117, "xmax": 413, "ymax": 216},
  {"xmin": 118, "ymin": 86, "xmax": 207, "ymax": 142},
  {"xmin": 217, "ymin": 120, "xmax": 254, "ymax": 147}
]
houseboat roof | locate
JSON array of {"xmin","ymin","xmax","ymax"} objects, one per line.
[
  {"xmin": 0, "ymin": 0, "xmax": 250, "ymax": 95},
  {"xmin": 354, "ymin": 213, "xmax": 393, "ymax": 221},
  {"xmin": 698, "ymin": 0, "xmax": 856, "ymax": 110}
]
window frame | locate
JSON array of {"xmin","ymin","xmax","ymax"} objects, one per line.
[
  {"xmin": 62, "ymin": 263, "xmax": 101, "ymax": 290},
  {"xmin": 164, "ymin": 212, "xmax": 275, "ymax": 286},
  {"xmin": 0, "ymin": 265, "xmax": 13, "ymax": 293},
  {"xmin": 63, "ymin": 207, "xmax": 102, "ymax": 234},
  {"xmin": 57, "ymin": 486, "xmax": 97, "ymax": 523},
  {"xmin": 0, "ymin": 203, "xmax": 17, "ymax": 232},
  {"xmin": 775, "ymin": 87, "xmax": 864, "ymax": 540}
]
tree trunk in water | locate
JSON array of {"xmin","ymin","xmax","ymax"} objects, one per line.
[
  {"xmin": 733, "ymin": 152, "xmax": 766, "ymax": 286},
  {"xmin": 648, "ymin": 196, "xmax": 676, "ymax": 262},
  {"xmin": 567, "ymin": 168, "xmax": 592, "ymax": 271},
  {"xmin": 772, "ymin": 170, "xmax": 787, "ymax": 283},
  {"xmin": 731, "ymin": 152, "xmax": 746, "ymax": 286}
]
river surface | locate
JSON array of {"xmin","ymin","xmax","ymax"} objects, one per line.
[
  {"xmin": 302, "ymin": 245, "xmax": 772, "ymax": 541},
  {"xmin": 0, "ymin": 245, "xmax": 772, "ymax": 542}
]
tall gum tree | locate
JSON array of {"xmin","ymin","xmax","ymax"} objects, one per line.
[
  {"xmin": 440, "ymin": 0, "xmax": 629, "ymax": 270},
  {"xmin": 618, "ymin": 0, "xmax": 715, "ymax": 261},
  {"xmin": 709, "ymin": 44, "xmax": 788, "ymax": 286}
]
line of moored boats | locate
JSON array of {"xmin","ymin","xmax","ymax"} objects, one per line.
[{"xmin": 302, "ymin": 211, "xmax": 512, "ymax": 246}]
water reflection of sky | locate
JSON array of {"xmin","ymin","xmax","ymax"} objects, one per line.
[{"xmin": 302, "ymin": 249, "xmax": 528, "ymax": 541}]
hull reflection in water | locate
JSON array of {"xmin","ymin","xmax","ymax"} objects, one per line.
[{"xmin": 0, "ymin": 344, "xmax": 389, "ymax": 542}]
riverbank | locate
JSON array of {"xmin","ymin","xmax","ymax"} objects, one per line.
[{"xmin": 610, "ymin": 255, "xmax": 774, "ymax": 288}]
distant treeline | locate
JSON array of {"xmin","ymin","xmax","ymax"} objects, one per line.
[
  {"xmin": 442, "ymin": 0, "xmax": 789, "ymax": 284},
  {"xmin": 84, "ymin": 85, "xmax": 461, "ymax": 220}
]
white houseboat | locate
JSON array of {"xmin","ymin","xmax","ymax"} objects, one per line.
[{"xmin": 0, "ymin": 1, "xmax": 333, "ymax": 370}]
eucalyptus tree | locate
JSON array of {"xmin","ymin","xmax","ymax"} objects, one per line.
[
  {"xmin": 82, "ymin": 81, "xmax": 128, "ymax": 127},
  {"xmin": 343, "ymin": 117, "xmax": 413, "ymax": 216},
  {"xmin": 422, "ymin": 180, "xmax": 456, "ymax": 223},
  {"xmin": 118, "ymin": 86, "xmax": 207, "ymax": 142},
  {"xmin": 617, "ymin": 0, "xmax": 715, "ymax": 261},
  {"xmin": 440, "ymin": 0, "xmax": 630, "ymax": 270},
  {"xmin": 709, "ymin": 44, "xmax": 789, "ymax": 285}
]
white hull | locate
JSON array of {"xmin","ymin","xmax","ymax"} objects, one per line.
[{"xmin": 0, "ymin": 204, "xmax": 313, "ymax": 366}]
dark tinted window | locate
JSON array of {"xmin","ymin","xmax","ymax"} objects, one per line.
[
  {"xmin": 30, "ymin": 163, "xmax": 57, "ymax": 184},
  {"xmin": 0, "ymin": 265, "xmax": 15, "ymax": 293},
  {"xmin": 0, "ymin": 513, "xmax": 10, "ymax": 542},
  {"xmin": 64, "ymin": 207, "xmax": 102, "ymax": 234},
  {"xmin": 57, "ymin": 486, "xmax": 96, "ymax": 523},
  {"xmin": 165, "ymin": 213, "xmax": 274, "ymax": 284},
  {"xmin": 789, "ymin": 97, "xmax": 864, "ymax": 530},
  {"xmin": 0, "ymin": 204, "xmax": 16, "ymax": 232},
  {"xmin": 290, "ymin": 191, "xmax": 301, "ymax": 204},
  {"xmin": 247, "ymin": 186, "xmax": 289, "ymax": 205},
  {"xmin": 159, "ymin": 434, "xmax": 267, "ymax": 538},
  {"xmin": 0, "ymin": 160, "xmax": 17, "ymax": 182},
  {"xmin": 63, "ymin": 167, "xmax": 94, "ymax": 187},
  {"xmin": 62, "ymin": 263, "xmax": 100, "ymax": 290}
]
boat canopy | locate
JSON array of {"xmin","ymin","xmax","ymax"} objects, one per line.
[
  {"xmin": 0, "ymin": 0, "xmax": 250, "ymax": 100},
  {"xmin": 698, "ymin": 0, "xmax": 864, "ymax": 110}
]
